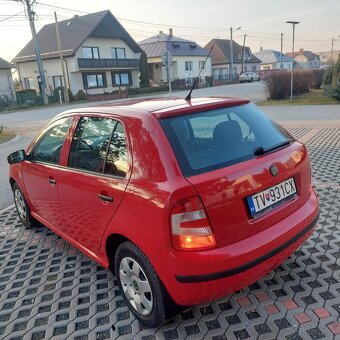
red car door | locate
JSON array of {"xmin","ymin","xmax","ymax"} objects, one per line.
[
  {"xmin": 22, "ymin": 117, "xmax": 73, "ymax": 231},
  {"xmin": 57, "ymin": 115, "xmax": 130, "ymax": 254}
]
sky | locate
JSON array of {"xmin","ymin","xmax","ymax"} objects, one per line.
[{"xmin": 0, "ymin": 0, "xmax": 339, "ymax": 63}]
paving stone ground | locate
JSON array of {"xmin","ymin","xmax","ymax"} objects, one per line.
[{"xmin": 0, "ymin": 127, "xmax": 339, "ymax": 340}]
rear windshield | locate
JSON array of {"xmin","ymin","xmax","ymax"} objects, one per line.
[{"xmin": 160, "ymin": 103, "xmax": 292, "ymax": 176}]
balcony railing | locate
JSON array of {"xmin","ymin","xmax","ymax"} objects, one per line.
[{"xmin": 78, "ymin": 58, "xmax": 140, "ymax": 69}]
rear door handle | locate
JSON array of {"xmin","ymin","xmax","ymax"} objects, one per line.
[
  {"xmin": 98, "ymin": 194, "xmax": 113, "ymax": 202},
  {"xmin": 48, "ymin": 178, "xmax": 56, "ymax": 185}
]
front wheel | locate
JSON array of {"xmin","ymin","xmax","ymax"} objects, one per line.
[
  {"xmin": 115, "ymin": 241, "xmax": 177, "ymax": 327},
  {"xmin": 12, "ymin": 183, "xmax": 37, "ymax": 229}
]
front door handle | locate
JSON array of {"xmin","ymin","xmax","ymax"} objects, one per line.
[
  {"xmin": 98, "ymin": 194, "xmax": 113, "ymax": 202},
  {"xmin": 48, "ymin": 178, "xmax": 56, "ymax": 185}
]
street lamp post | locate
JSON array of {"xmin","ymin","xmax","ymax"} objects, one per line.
[
  {"xmin": 286, "ymin": 21, "xmax": 300, "ymax": 101},
  {"xmin": 230, "ymin": 26, "xmax": 241, "ymax": 82}
]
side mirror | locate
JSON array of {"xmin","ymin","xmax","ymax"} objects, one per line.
[{"xmin": 7, "ymin": 150, "xmax": 26, "ymax": 164}]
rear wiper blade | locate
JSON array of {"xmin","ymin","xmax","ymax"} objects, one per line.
[{"xmin": 254, "ymin": 139, "xmax": 293, "ymax": 156}]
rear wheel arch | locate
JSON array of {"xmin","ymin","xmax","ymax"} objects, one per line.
[{"xmin": 106, "ymin": 234, "xmax": 129, "ymax": 273}]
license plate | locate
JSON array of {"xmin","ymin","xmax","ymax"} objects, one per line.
[{"xmin": 247, "ymin": 178, "xmax": 297, "ymax": 218}]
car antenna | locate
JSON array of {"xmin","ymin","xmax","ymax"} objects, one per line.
[{"xmin": 185, "ymin": 45, "xmax": 214, "ymax": 103}]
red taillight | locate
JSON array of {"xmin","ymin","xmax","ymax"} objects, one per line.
[{"xmin": 171, "ymin": 196, "xmax": 217, "ymax": 251}]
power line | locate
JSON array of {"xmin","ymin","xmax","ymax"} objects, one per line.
[{"xmin": 0, "ymin": 10, "xmax": 23, "ymax": 22}]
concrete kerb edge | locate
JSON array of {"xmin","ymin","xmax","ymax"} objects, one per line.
[
  {"xmin": 0, "ymin": 204, "xmax": 15, "ymax": 214},
  {"xmin": 0, "ymin": 134, "xmax": 22, "ymax": 147}
]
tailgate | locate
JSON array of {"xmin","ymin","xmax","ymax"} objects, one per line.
[{"xmin": 186, "ymin": 142, "xmax": 312, "ymax": 247}]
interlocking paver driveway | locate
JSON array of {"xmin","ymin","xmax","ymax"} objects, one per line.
[{"xmin": 0, "ymin": 127, "xmax": 339, "ymax": 340}]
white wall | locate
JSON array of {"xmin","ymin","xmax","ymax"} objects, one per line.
[
  {"xmin": 175, "ymin": 56, "xmax": 212, "ymax": 79},
  {"xmin": 16, "ymin": 37, "xmax": 141, "ymax": 96},
  {"xmin": 75, "ymin": 37, "xmax": 139, "ymax": 60},
  {"xmin": 0, "ymin": 69, "xmax": 15, "ymax": 100}
]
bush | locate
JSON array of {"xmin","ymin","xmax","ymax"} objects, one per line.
[
  {"xmin": 265, "ymin": 69, "xmax": 323, "ymax": 100},
  {"xmin": 323, "ymin": 61, "xmax": 340, "ymax": 101},
  {"xmin": 52, "ymin": 86, "xmax": 74, "ymax": 102},
  {"xmin": 74, "ymin": 90, "xmax": 88, "ymax": 101},
  {"xmin": 265, "ymin": 71, "xmax": 291, "ymax": 99},
  {"xmin": 310, "ymin": 69, "xmax": 324, "ymax": 89}
]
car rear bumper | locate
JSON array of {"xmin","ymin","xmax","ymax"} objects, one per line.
[{"xmin": 152, "ymin": 190, "xmax": 319, "ymax": 305}]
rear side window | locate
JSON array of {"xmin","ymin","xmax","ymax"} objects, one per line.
[
  {"xmin": 160, "ymin": 103, "xmax": 291, "ymax": 176},
  {"xmin": 68, "ymin": 116, "xmax": 128, "ymax": 177}
]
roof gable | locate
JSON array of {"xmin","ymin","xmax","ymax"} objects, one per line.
[
  {"xmin": 12, "ymin": 10, "xmax": 141, "ymax": 63},
  {"xmin": 0, "ymin": 57, "xmax": 14, "ymax": 69},
  {"xmin": 205, "ymin": 39, "xmax": 261, "ymax": 65}
]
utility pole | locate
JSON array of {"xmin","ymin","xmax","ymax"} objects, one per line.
[
  {"xmin": 230, "ymin": 26, "xmax": 241, "ymax": 82},
  {"xmin": 54, "ymin": 11, "xmax": 69, "ymax": 103},
  {"xmin": 330, "ymin": 38, "xmax": 335, "ymax": 65},
  {"xmin": 286, "ymin": 21, "xmax": 300, "ymax": 101},
  {"xmin": 280, "ymin": 33, "xmax": 283, "ymax": 69},
  {"xmin": 22, "ymin": 0, "xmax": 48, "ymax": 104},
  {"xmin": 241, "ymin": 34, "xmax": 246, "ymax": 74}
]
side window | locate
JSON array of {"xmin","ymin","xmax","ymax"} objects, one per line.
[
  {"xmin": 104, "ymin": 122, "xmax": 128, "ymax": 177},
  {"xmin": 31, "ymin": 117, "xmax": 72, "ymax": 164},
  {"xmin": 68, "ymin": 117, "xmax": 116, "ymax": 173}
]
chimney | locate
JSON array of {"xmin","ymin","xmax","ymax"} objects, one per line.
[
  {"xmin": 159, "ymin": 30, "xmax": 163, "ymax": 35},
  {"xmin": 260, "ymin": 46, "xmax": 263, "ymax": 51},
  {"xmin": 73, "ymin": 15, "xmax": 79, "ymax": 18},
  {"xmin": 169, "ymin": 28, "xmax": 173, "ymax": 37},
  {"xmin": 299, "ymin": 48, "xmax": 303, "ymax": 52}
]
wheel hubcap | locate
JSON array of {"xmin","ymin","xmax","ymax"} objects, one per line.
[
  {"xmin": 14, "ymin": 189, "xmax": 27, "ymax": 222},
  {"xmin": 119, "ymin": 257, "xmax": 153, "ymax": 315}
]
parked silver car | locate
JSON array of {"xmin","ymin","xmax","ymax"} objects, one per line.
[{"xmin": 239, "ymin": 72, "xmax": 260, "ymax": 83}]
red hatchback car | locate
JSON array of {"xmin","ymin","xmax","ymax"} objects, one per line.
[{"xmin": 8, "ymin": 98, "xmax": 319, "ymax": 327}]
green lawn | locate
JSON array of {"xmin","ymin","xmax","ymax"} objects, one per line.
[{"xmin": 258, "ymin": 89, "xmax": 340, "ymax": 106}]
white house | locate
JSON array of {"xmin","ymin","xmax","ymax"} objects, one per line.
[
  {"xmin": 12, "ymin": 11, "xmax": 142, "ymax": 96},
  {"xmin": 286, "ymin": 49, "xmax": 320, "ymax": 69},
  {"xmin": 254, "ymin": 49, "xmax": 292, "ymax": 70},
  {"xmin": 0, "ymin": 58, "xmax": 15, "ymax": 101},
  {"xmin": 139, "ymin": 29, "xmax": 212, "ymax": 86}
]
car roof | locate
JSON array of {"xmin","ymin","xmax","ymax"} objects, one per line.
[{"xmin": 56, "ymin": 97, "xmax": 250, "ymax": 120}]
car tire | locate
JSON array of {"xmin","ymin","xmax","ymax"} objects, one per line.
[
  {"xmin": 12, "ymin": 183, "xmax": 37, "ymax": 229},
  {"xmin": 115, "ymin": 241, "xmax": 178, "ymax": 327}
]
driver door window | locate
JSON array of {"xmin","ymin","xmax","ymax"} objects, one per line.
[{"xmin": 31, "ymin": 117, "xmax": 72, "ymax": 164}]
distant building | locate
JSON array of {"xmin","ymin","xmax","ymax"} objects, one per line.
[
  {"xmin": 12, "ymin": 11, "xmax": 142, "ymax": 96},
  {"xmin": 318, "ymin": 50, "xmax": 340, "ymax": 66},
  {"xmin": 0, "ymin": 58, "xmax": 15, "ymax": 101},
  {"xmin": 286, "ymin": 48, "xmax": 320, "ymax": 69},
  {"xmin": 139, "ymin": 29, "xmax": 212, "ymax": 86},
  {"xmin": 204, "ymin": 39, "xmax": 261, "ymax": 83},
  {"xmin": 254, "ymin": 49, "xmax": 292, "ymax": 70}
]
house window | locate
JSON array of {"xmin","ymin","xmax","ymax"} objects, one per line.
[
  {"xmin": 53, "ymin": 76, "xmax": 64, "ymax": 89},
  {"xmin": 252, "ymin": 66, "xmax": 257, "ymax": 72},
  {"xmin": 185, "ymin": 61, "xmax": 193, "ymax": 71},
  {"xmin": 111, "ymin": 47, "xmax": 126, "ymax": 59},
  {"xmin": 199, "ymin": 61, "xmax": 205, "ymax": 70},
  {"xmin": 112, "ymin": 71, "xmax": 131, "ymax": 86},
  {"xmin": 244, "ymin": 66, "xmax": 248, "ymax": 72},
  {"xmin": 186, "ymin": 78, "xmax": 193, "ymax": 86},
  {"xmin": 82, "ymin": 72, "xmax": 106, "ymax": 88},
  {"xmin": 82, "ymin": 47, "xmax": 99, "ymax": 59},
  {"xmin": 213, "ymin": 69, "xmax": 220, "ymax": 81},
  {"xmin": 24, "ymin": 77, "xmax": 34, "ymax": 90}
]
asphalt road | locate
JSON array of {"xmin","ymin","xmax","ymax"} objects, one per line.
[{"xmin": 0, "ymin": 81, "xmax": 339, "ymax": 209}]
